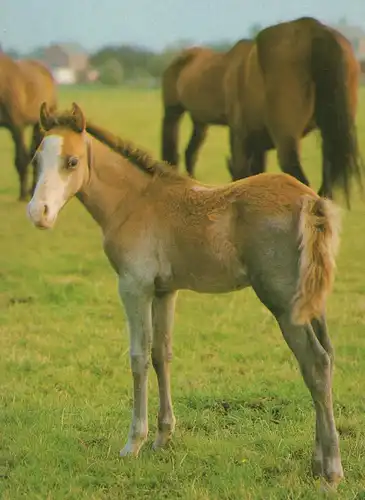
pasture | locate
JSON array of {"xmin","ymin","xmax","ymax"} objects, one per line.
[{"xmin": 1, "ymin": 86, "xmax": 365, "ymax": 499}]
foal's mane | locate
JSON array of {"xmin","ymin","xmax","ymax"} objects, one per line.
[
  {"xmin": 48, "ymin": 109, "xmax": 184, "ymax": 181},
  {"xmin": 85, "ymin": 122, "xmax": 183, "ymax": 181}
]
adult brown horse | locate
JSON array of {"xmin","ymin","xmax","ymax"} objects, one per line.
[
  {"xmin": 161, "ymin": 17, "xmax": 362, "ymax": 206},
  {"xmin": 161, "ymin": 39, "xmax": 253, "ymax": 176},
  {"xmin": 0, "ymin": 53, "xmax": 57, "ymax": 200}
]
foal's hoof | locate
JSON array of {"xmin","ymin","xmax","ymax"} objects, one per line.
[
  {"xmin": 119, "ymin": 439, "xmax": 145, "ymax": 458},
  {"xmin": 317, "ymin": 470, "xmax": 344, "ymax": 492},
  {"xmin": 318, "ymin": 477, "xmax": 342, "ymax": 493},
  {"xmin": 152, "ymin": 419, "xmax": 175, "ymax": 450},
  {"xmin": 152, "ymin": 432, "xmax": 173, "ymax": 450},
  {"xmin": 312, "ymin": 458, "xmax": 323, "ymax": 478}
]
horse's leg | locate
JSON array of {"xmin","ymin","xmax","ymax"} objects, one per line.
[
  {"xmin": 29, "ymin": 122, "xmax": 44, "ymax": 196},
  {"xmin": 151, "ymin": 291, "xmax": 178, "ymax": 449},
  {"xmin": 119, "ymin": 285, "xmax": 153, "ymax": 457},
  {"xmin": 250, "ymin": 147, "xmax": 267, "ymax": 176},
  {"xmin": 161, "ymin": 104, "xmax": 184, "ymax": 167},
  {"xmin": 9, "ymin": 124, "xmax": 30, "ymax": 201},
  {"xmin": 318, "ymin": 144, "xmax": 333, "ymax": 199},
  {"xmin": 185, "ymin": 121, "xmax": 208, "ymax": 178},
  {"xmin": 264, "ymin": 78, "xmax": 312, "ymax": 186},
  {"xmin": 228, "ymin": 128, "xmax": 250, "ymax": 181},
  {"xmin": 276, "ymin": 313, "xmax": 343, "ymax": 487},
  {"xmin": 275, "ymin": 136, "xmax": 310, "ymax": 186}
]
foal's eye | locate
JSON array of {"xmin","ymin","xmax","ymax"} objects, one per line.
[{"xmin": 67, "ymin": 156, "xmax": 79, "ymax": 169}]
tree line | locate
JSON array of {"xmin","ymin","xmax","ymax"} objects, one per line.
[
  {"xmin": 2, "ymin": 24, "xmax": 264, "ymax": 86},
  {"xmin": 89, "ymin": 40, "xmax": 235, "ymax": 85},
  {"xmin": 90, "ymin": 24, "xmax": 263, "ymax": 85}
]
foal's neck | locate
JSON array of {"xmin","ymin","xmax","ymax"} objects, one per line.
[{"xmin": 77, "ymin": 136, "xmax": 151, "ymax": 232}]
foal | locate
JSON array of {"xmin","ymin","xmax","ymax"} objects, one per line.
[{"xmin": 28, "ymin": 103, "xmax": 343, "ymax": 487}]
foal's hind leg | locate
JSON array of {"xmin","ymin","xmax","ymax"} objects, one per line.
[
  {"xmin": 248, "ymin": 236, "xmax": 342, "ymax": 486},
  {"xmin": 151, "ymin": 291, "xmax": 177, "ymax": 449},
  {"xmin": 277, "ymin": 313, "xmax": 343, "ymax": 486},
  {"xmin": 310, "ymin": 315, "xmax": 335, "ymax": 477},
  {"xmin": 185, "ymin": 121, "xmax": 208, "ymax": 177}
]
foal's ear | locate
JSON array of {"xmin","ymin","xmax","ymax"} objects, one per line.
[
  {"xmin": 71, "ymin": 102, "xmax": 86, "ymax": 133},
  {"xmin": 39, "ymin": 102, "xmax": 55, "ymax": 131}
]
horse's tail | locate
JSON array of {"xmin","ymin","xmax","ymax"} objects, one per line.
[
  {"xmin": 161, "ymin": 49, "xmax": 198, "ymax": 167},
  {"xmin": 311, "ymin": 26, "xmax": 363, "ymax": 207},
  {"xmin": 291, "ymin": 195, "xmax": 341, "ymax": 325}
]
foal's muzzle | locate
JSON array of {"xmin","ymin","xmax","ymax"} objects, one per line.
[{"xmin": 27, "ymin": 200, "xmax": 55, "ymax": 229}]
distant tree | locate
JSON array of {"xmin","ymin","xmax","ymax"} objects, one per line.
[
  {"xmin": 248, "ymin": 23, "xmax": 262, "ymax": 39},
  {"xmin": 166, "ymin": 39, "xmax": 195, "ymax": 51},
  {"xmin": 4, "ymin": 48, "xmax": 20, "ymax": 59},
  {"xmin": 146, "ymin": 53, "xmax": 168, "ymax": 79},
  {"xmin": 25, "ymin": 46, "xmax": 46, "ymax": 60},
  {"xmin": 146, "ymin": 49, "xmax": 180, "ymax": 78},
  {"xmin": 338, "ymin": 16, "xmax": 348, "ymax": 26},
  {"xmin": 90, "ymin": 45, "xmax": 155, "ymax": 81},
  {"xmin": 207, "ymin": 40, "xmax": 234, "ymax": 52},
  {"xmin": 97, "ymin": 58, "xmax": 124, "ymax": 85}
]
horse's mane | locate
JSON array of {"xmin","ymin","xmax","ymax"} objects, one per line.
[
  {"xmin": 83, "ymin": 122, "xmax": 182, "ymax": 181},
  {"xmin": 47, "ymin": 109, "xmax": 185, "ymax": 181}
]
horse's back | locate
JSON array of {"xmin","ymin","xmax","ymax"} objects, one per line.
[
  {"xmin": 254, "ymin": 17, "xmax": 359, "ymax": 133},
  {"xmin": 162, "ymin": 47, "xmax": 230, "ymax": 124},
  {"xmin": 17, "ymin": 60, "xmax": 57, "ymax": 124},
  {"xmin": 256, "ymin": 17, "xmax": 357, "ymax": 89},
  {"xmin": 224, "ymin": 40, "xmax": 267, "ymax": 132},
  {"xmin": 161, "ymin": 47, "xmax": 206, "ymax": 107},
  {"xmin": 0, "ymin": 53, "xmax": 28, "ymax": 125}
]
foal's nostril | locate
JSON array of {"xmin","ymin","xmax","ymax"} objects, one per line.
[{"xmin": 42, "ymin": 204, "xmax": 49, "ymax": 217}]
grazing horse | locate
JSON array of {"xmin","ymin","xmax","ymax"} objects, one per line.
[
  {"xmin": 0, "ymin": 53, "xmax": 57, "ymax": 200},
  {"xmin": 28, "ymin": 103, "xmax": 343, "ymax": 488},
  {"xmin": 161, "ymin": 39, "xmax": 253, "ymax": 176},
  {"xmin": 162, "ymin": 17, "xmax": 362, "ymax": 206}
]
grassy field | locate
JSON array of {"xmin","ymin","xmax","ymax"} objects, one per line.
[{"xmin": 1, "ymin": 86, "xmax": 365, "ymax": 500}]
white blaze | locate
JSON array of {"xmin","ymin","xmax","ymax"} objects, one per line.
[{"xmin": 28, "ymin": 135, "xmax": 69, "ymax": 227}]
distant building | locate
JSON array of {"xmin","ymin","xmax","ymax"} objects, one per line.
[{"xmin": 41, "ymin": 43, "xmax": 91, "ymax": 84}]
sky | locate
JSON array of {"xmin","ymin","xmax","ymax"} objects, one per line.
[{"xmin": 2, "ymin": 0, "xmax": 365, "ymax": 54}]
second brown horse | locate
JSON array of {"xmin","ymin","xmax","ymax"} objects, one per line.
[
  {"xmin": 0, "ymin": 53, "xmax": 57, "ymax": 200},
  {"xmin": 161, "ymin": 17, "xmax": 362, "ymax": 206}
]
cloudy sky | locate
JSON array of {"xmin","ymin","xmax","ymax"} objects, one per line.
[{"xmin": 2, "ymin": 0, "xmax": 365, "ymax": 53}]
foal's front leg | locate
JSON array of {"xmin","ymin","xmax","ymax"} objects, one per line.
[
  {"xmin": 119, "ymin": 285, "xmax": 153, "ymax": 457},
  {"xmin": 152, "ymin": 291, "xmax": 178, "ymax": 449}
]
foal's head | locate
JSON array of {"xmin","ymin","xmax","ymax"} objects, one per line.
[{"xmin": 28, "ymin": 102, "xmax": 90, "ymax": 229}]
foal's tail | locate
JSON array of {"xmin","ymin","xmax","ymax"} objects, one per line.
[{"xmin": 291, "ymin": 196, "xmax": 342, "ymax": 325}]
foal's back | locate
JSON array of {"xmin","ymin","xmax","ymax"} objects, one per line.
[{"xmin": 151, "ymin": 173, "xmax": 316, "ymax": 295}]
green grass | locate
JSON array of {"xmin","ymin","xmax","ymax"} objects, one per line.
[{"xmin": 1, "ymin": 86, "xmax": 365, "ymax": 499}]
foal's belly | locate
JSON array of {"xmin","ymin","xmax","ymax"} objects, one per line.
[{"xmin": 161, "ymin": 260, "xmax": 251, "ymax": 294}]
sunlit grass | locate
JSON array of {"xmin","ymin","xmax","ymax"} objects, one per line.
[{"xmin": 0, "ymin": 86, "xmax": 365, "ymax": 499}]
